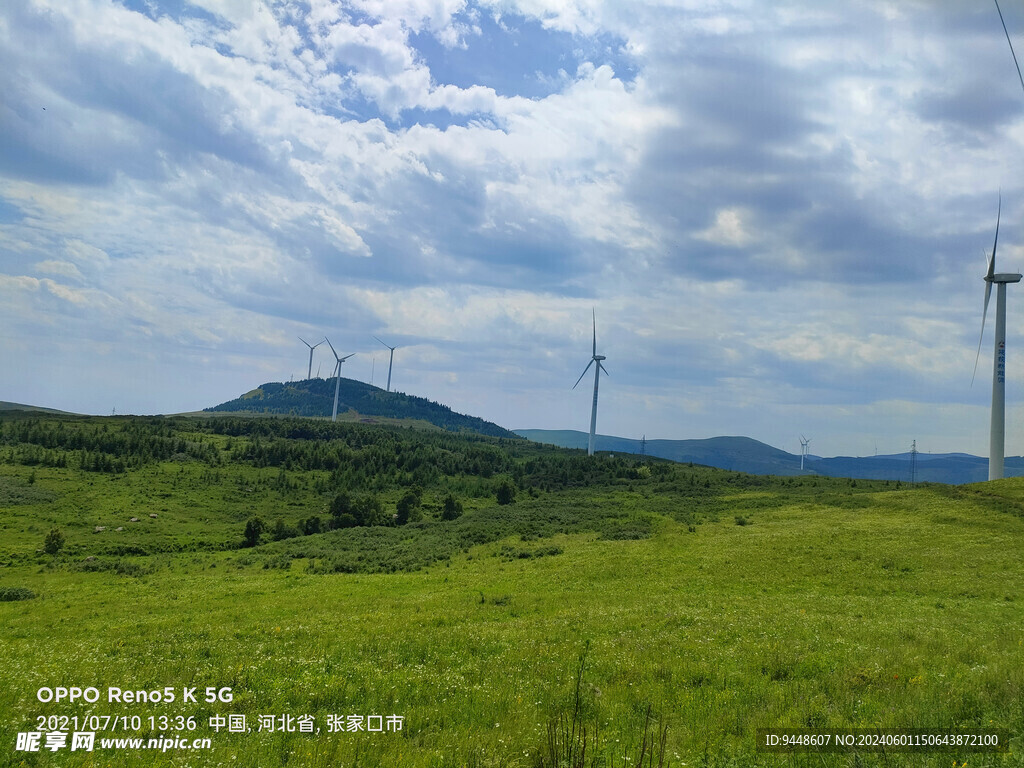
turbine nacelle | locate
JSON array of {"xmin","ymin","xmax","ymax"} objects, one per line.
[{"xmin": 989, "ymin": 273, "xmax": 1023, "ymax": 283}]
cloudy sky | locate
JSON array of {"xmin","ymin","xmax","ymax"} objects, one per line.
[{"xmin": 4, "ymin": 0, "xmax": 1024, "ymax": 457}]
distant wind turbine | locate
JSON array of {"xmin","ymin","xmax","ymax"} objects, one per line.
[
  {"xmin": 324, "ymin": 338, "xmax": 355, "ymax": 422},
  {"xmin": 373, "ymin": 336, "xmax": 396, "ymax": 392},
  {"xmin": 573, "ymin": 310, "xmax": 608, "ymax": 457},
  {"xmin": 799, "ymin": 435, "xmax": 810, "ymax": 471},
  {"xmin": 298, "ymin": 337, "xmax": 324, "ymax": 380},
  {"xmin": 971, "ymin": 197, "xmax": 1021, "ymax": 480}
]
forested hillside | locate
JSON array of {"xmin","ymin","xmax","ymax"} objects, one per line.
[{"xmin": 205, "ymin": 378, "xmax": 516, "ymax": 438}]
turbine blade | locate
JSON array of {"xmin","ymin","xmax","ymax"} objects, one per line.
[
  {"xmin": 592, "ymin": 309, "xmax": 597, "ymax": 358},
  {"xmin": 995, "ymin": 0, "xmax": 1024, "ymax": 97},
  {"xmin": 573, "ymin": 359, "xmax": 594, "ymax": 390},
  {"xmin": 341, "ymin": 353, "xmax": 356, "ymax": 362},
  {"xmin": 373, "ymin": 335, "xmax": 394, "ymax": 350},
  {"xmin": 990, "ymin": 194, "xmax": 1001, "ymax": 278},
  {"xmin": 298, "ymin": 336, "xmax": 312, "ymax": 349},
  {"xmin": 972, "ymin": 280, "xmax": 994, "ymax": 385},
  {"xmin": 324, "ymin": 337, "xmax": 339, "ymax": 360},
  {"xmin": 973, "ymin": 198, "xmax": 1002, "ymax": 385},
  {"xmin": 598, "ymin": 361, "xmax": 609, "ymax": 376}
]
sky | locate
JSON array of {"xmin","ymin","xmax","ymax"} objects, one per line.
[{"xmin": 4, "ymin": 0, "xmax": 1024, "ymax": 458}]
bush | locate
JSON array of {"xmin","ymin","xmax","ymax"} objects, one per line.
[
  {"xmin": 271, "ymin": 519, "xmax": 300, "ymax": 541},
  {"xmin": 441, "ymin": 493, "xmax": 463, "ymax": 521},
  {"xmin": 302, "ymin": 516, "xmax": 323, "ymax": 535},
  {"xmin": 0, "ymin": 586, "xmax": 35, "ymax": 601},
  {"xmin": 43, "ymin": 527, "xmax": 65, "ymax": 556},
  {"xmin": 332, "ymin": 513, "xmax": 357, "ymax": 529},
  {"xmin": 243, "ymin": 517, "xmax": 265, "ymax": 547}
]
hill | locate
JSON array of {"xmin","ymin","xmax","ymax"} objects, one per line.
[
  {"xmin": 0, "ymin": 401, "xmax": 76, "ymax": 415},
  {"xmin": 516, "ymin": 428, "xmax": 1024, "ymax": 484},
  {"xmin": 206, "ymin": 378, "xmax": 516, "ymax": 438},
  {"xmin": 2, "ymin": 411, "xmax": 1024, "ymax": 765}
]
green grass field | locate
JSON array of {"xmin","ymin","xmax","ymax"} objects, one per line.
[{"xmin": 2, "ymin": 415, "xmax": 1023, "ymax": 767}]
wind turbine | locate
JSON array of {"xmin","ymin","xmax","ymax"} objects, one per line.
[
  {"xmin": 799, "ymin": 436, "xmax": 810, "ymax": 471},
  {"xmin": 324, "ymin": 338, "xmax": 355, "ymax": 422},
  {"xmin": 373, "ymin": 336, "xmax": 396, "ymax": 392},
  {"xmin": 298, "ymin": 337, "xmax": 324, "ymax": 380},
  {"xmin": 573, "ymin": 310, "xmax": 608, "ymax": 457},
  {"xmin": 972, "ymin": 197, "xmax": 1022, "ymax": 480}
]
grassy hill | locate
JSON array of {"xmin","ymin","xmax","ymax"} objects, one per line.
[
  {"xmin": 2, "ymin": 412, "xmax": 1024, "ymax": 766},
  {"xmin": 207, "ymin": 378, "xmax": 516, "ymax": 438},
  {"xmin": 0, "ymin": 400, "xmax": 76, "ymax": 415}
]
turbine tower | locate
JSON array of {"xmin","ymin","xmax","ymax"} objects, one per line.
[
  {"xmin": 972, "ymin": 198, "xmax": 1022, "ymax": 480},
  {"xmin": 374, "ymin": 336, "xmax": 396, "ymax": 392},
  {"xmin": 298, "ymin": 337, "xmax": 324, "ymax": 380},
  {"xmin": 324, "ymin": 338, "xmax": 355, "ymax": 423},
  {"xmin": 573, "ymin": 310, "xmax": 608, "ymax": 457},
  {"xmin": 799, "ymin": 435, "xmax": 810, "ymax": 471}
]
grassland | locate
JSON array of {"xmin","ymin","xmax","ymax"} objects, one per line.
[{"xmin": 1, "ymin": 413, "xmax": 1023, "ymax": 767}]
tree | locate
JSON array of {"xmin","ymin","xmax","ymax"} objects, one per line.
[
  {"xmin": 329, "ymin": 492, "xmax": 353, "ymax": 527},
  {"xmin": 243, "ymin": 517, "xmax": 265, "ymax": 547},
  {"xmin": 495, "ymin": 477, "xmax": 516, "ymax": 506},
  {"xmin": 353, "ymin": 494, "xmax": 387, "ymax": 527},
  {"xmin": 43, "ymin": 527, "xmax": 65, "ymax": 555},
  {"xmin": 441, "ymin": 493, "xmax": 463, "ymax": 521},
  {"xmin": 396, "ymin": 490, "xmax": 423, "ymax": 525},
  {"xmin": 302, "ymin": 515, "xmax": 322, "ymax": 535}
]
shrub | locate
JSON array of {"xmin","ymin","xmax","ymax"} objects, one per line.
[
  {"xmin": 332, "ymin": 513, "xmax": 357, "ymax": 529},
  {"xmin": 302, "ymin": 516, "xmax": 323, "ymax": 535},
  {"xmin": 0, "ymin": 586, "xmax": 35, "ymax": 601},
  {"xmin": 271, "ymin": 519, "xmax": 300, "ymax": 541},
  {"xmin": 43, "ymin": 527, "xmax": 65, "ymax": 556}
]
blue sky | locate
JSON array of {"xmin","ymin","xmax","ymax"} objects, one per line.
[{"xmin": 3, "ymin": 0, "xmax": 1024, "ymax": 458}]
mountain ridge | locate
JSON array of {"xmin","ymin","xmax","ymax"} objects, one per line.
[{"xmin": 515, "ymin": 428, "xmax": 1024, "ymax": 485}]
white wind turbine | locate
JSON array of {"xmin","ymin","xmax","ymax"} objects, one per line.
[
  {"xmin": 972, "ymin": 198, "xmax": 1022, "ymax": 480},
  {"xmin": 799, "ymin": 435, "xmax": 810, "ymax": 471},
  {"xmin": 373, "ymin": 336, "xmax": 396, "ymax": 392},
  {"xmin": 325, "ymin": 338, "xmax": 355, "ymax": 423},
  {"xmin": 573, "ymin": 310, "xmax": 608, "ymax": 457},
  {"xmin": 298, "ymin": 337, "xmax": 324, "ymax": 381}
]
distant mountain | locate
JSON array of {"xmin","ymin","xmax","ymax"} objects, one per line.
[
  {"xmin": 516, "ymin": 430, "xmax": 808, "ymax": 475},
  {"xmin": 206, "ymin": 379, "xmax": 517, "ymax": 438},
  {"xmin": 515, "ymin": 429, "xmax": 1024, "ymax": 485}
]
